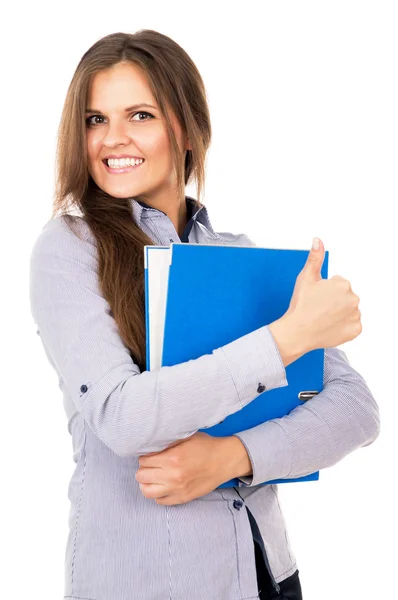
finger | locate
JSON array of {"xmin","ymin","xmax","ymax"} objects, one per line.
[
  {"xmin": 139, "ymin": 454, "xmax": 163, "ymax": 468},
  {"xmin": 301, "ymin": 237, "xmax": 325, "ymax": 282},
  {"xmin": 135, "ymin": 467, "xmax": 163, "ymax": 485},
  {"xmin": 139, "ymin": 482, "xmax": 168, "ymax": 499},
  {"xmin": 330, "ymin": 275, "xmax": 353, "ymax": 294}
]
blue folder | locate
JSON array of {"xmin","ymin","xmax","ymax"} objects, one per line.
[{"xmin": 146, "ymin": 243, "xmax": 328, "ymax": 487}]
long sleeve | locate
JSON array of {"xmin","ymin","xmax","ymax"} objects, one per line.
[
  {"xmin": 234, "ymin": 346, "xmax": 380, "ymax": 486},
  {"xmin": 29, "ymin": 216, "xmax": 288, "ymax": 457}
]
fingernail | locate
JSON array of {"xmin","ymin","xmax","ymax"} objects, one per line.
[{"xmin": 312, "ymin": 237, "xmax": 320, "ymax": 250}]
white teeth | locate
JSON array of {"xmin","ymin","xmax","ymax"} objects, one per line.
[{"xmin": 106, "ymin": 158, "xmax": 144, "ymax": 168}]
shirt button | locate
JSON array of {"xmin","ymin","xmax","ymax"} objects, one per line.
[
  {"xmin": 257, "ymin": 383, "xmax": 266, "ymax": 393},
  {"xmin": 80, "ymin": 384, "xmax": 88, "ymax": 393},
  {"xmin": 233, "ymin": 500, "xmax": 243, "ymax": 510}
]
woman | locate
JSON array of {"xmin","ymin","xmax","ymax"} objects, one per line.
[{"xmin": 29, "ymin": 29, "xmax": 380, "ymax": 600}]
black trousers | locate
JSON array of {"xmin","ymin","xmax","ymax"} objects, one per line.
[{"xmin": 254, "ymin": 538, "xmax": 303, "ymax": 599}]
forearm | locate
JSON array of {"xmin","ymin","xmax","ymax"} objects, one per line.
[
  {"xmin": 233, "ymin": 347, "xmax": 380, "ymax": 486},
  {"xmin": 268, "ymin": 313, "xmax": 307, "ymax": 367},
  {"xmin": 84, "ymin": 325, "xmax": 289, "ymax": 457}
]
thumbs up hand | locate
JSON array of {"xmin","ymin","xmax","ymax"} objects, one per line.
[
  {"xmin": 269, "ymin": 238, "xmax": 362, "ymax": 366},
  {"xmin": 286, "ymin": 237, "xmax": 362, "ymax": 352}
]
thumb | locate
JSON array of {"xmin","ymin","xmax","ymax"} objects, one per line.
[{"xmin": 301, "ymin": 237, "xmax": 325, "ymax": 281}]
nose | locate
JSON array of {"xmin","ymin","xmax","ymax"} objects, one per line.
[{"xmin": 102, "ymin": 119, "xmax": 131, "ymax": 147}]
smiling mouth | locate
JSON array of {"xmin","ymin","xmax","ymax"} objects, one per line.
[{"xmin": 102, "ymin": 159, "xmax": 145, "ymax": 173}]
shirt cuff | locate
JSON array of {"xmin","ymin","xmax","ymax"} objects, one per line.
[
  {"xmin": 233, "ymin": 420, "xmax": 292, "ymax": 486},
  {"xmin": 219, "ymin": 325, "xmax": 288, "ymax": 410}
]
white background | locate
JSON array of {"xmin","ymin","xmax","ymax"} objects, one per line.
[{"xmin": 1, "ymin": 1, "xmax": 397, "ymax": 599}]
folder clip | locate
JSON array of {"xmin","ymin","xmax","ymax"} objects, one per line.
[{"xmin": 298, "ymin": 391, "xmax": 319, "ymax": 401}]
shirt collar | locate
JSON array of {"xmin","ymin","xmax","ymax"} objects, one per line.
[{"xmin": 128, "ymin": 195, "xmax": 216, "ymax": 236}]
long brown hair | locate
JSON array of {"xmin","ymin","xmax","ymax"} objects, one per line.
[{"xmin": 52, "ymin": 30, "xmax": 212, "ymax": 372}]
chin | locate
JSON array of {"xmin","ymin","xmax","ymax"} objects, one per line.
[{"xmin": 101, "ymin": 182, "xmax": 142, "ymax": 199}]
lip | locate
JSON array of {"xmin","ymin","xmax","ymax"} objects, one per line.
[
  {"xmin": 103, "ymin": 159, "xmax": 145, "ymax": 174},
  {"xmin": 103, "ymin": 154, "xmax": 144, "ymax": 160}
]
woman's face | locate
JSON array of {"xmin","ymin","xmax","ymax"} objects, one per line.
[{"xmin": 86, "ymin": 61, "xmax": 188, "ymax": 201}]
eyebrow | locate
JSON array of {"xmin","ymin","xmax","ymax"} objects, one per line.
[{"xmin": 85, "ymin": 103, "xmax": 158, "ymax": 114}]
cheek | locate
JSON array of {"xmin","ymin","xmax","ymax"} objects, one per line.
[
  {"xmin": 86, "ymin": 131, "xmax": 102, "ymax": 161},
  {"xmin": 142, "ymin": 129, "xmax": 171, "ymax": 156}
]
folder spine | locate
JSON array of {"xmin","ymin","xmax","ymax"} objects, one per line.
[{"xmin": 144, "ymin": 247, "xmax": 150, "ymax": 371}]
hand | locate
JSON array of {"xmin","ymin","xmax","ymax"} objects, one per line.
[
  {"xmin": 269, "ymin": 238, "xmax": 362, "ymax": 361},
  {"xmin": 135, "ymin": 432, "xmax": 252, "ymax": 506}
]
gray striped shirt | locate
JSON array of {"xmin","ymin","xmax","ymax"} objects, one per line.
[{"xmin": 29, "ymin": 196, "xmax": 380, "ymax": 600}]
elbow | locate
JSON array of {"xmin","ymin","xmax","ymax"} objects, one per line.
[
  {"xmin": 103, "ymin": 429, "xmax": 195, "ymax": 458},
  {"xmin": 99, "ymin": 425, "xmax": 178, "ymax": 458},
  {"xmin": 361, "ymin": 401, "xmax": 381, "ymax": 448},
  {"xmin": 79, "ymin": 378, "xmax": 173, "ymax": 457},
  {"xmin": 336, "ymin": 374, "xmax": 381, "ymax": 451},
  {"xmin": 112, "ymin": 440, "xmax": 169, "ymax": 458},
  {"xmin": 108, "ymin": 439, "xmax": 141, "ymax": 458},
  {"xmin": 352, "ymin": 388, "xmax": 381, "ymax": 449},
  {"xmin": 101, "ymin": 430, "xmax": 167, "ymax": 458},
  {"xmin": 81, "ymin": 405, "xmax": 158, "ymax": 457}
]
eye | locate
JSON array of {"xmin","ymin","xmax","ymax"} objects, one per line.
[
  {"xmin": 85, "ymin": 111, "xmax": 154, "ymax": 127},
  {"xmin": 86, "ymin": 115, "xmax": 105, "ymax": 127},
  {"xmin": 131, "ymin": 111, "xmax": 154, "ymax": 122}
]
